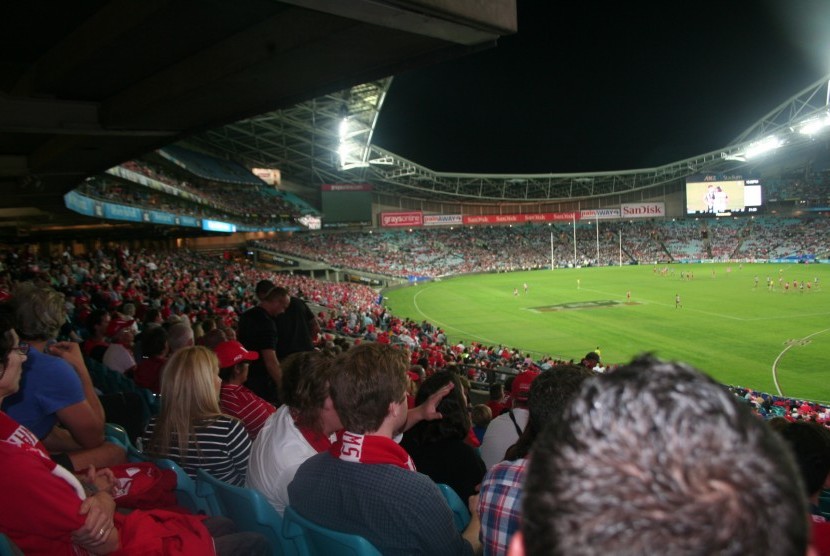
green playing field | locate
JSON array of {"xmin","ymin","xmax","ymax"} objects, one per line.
[{"xmin": 382, "ymin": 263, "xmax": 830, "ymax": 403}]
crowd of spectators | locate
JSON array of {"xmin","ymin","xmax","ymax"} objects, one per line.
[
  {"xmin": 0, "ymin": 246, "xmax": 380, "ymax": 329},
  {"xmin": 4, "ymin": 242, "xmax": 826, "ymax": 418},
  {"xmin": 16, "ymin": 238, "xmax": 827, "ymax": 417},
  {"xmin": 738, "ymin": 217, "xmax": 830, "ymax": 260},
  {"xmin": 255, "ymin": 215, "xmax": 830, "ymax": 279},
  {"xmin": 131, "ymin": 157, "xmax": 301, "ymax": 218},
  {"xmin": 765, "ymin": 167, "xmax": 830, "ymax": 206},
  {"xmin": 79, "ymin": 176, "xmax": 217, "ymax": 220},
  {"xmin": 78, "ymin": 157, "xmax": 310, "ymax": 228},
  {"xmin": 1, "ymin": 240, "xmax": 829, "ymax": 554}
]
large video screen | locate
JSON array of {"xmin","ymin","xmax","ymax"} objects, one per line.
[
  {"xmin": 321, "ymin": 184, "xmax": 372, "ymax": 226},
  {"xmin": 686, "ymin": 177, "xmax": 762, "ymax": 215}
]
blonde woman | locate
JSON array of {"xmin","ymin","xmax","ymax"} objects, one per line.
[
  {"xmin": 141, "ymin": 346, "xmax": 251, "ymax": 486},
  {"xmin": 0, "ymin": 311, "xmax": 270, "ymax": 554}
]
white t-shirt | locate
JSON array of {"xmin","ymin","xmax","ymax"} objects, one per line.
[
  {"xmin": 247, "ymin": 405, "xmax": 333, "ymax": 514},
  {"xmin": 479, "ymin": 407, "xmax": 529, "ymax": 470},
  {"xmin": 102, "ymin": 343, "xmax": 136, "ymax": 374}
]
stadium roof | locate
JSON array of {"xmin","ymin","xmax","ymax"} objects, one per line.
[
  {"xmin": 4, "ymin": 1, "xmax": 830, "ymax": 239},
  {"xmin": 0, "ymin": 0, "xmax": 516, "ymax": 238},
  {"xmin": 190, "ymin": 74, "xmax": 830, "ymax": 202}
]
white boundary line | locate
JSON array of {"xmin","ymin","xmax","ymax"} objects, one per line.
[
  {"xmin": 413, "ymin": 286, "xmax": 503, "ymax": 345},
  {"xmin": 408, "ymin": 282, "xmax": 830, "ymax": 383},
  {"xmin": 771, "ymin": 327, "xmax": 830, "ymax": 396}
]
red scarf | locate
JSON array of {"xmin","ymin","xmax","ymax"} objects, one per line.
[
  {"xmin": 297, "ymin": 425, "xmax": 333, "ymax": 453},
  {"xmin": 329, "ymin": 430, "xmax": 416, "ymax": 471}
]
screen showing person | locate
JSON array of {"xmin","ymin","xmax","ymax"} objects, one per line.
[{"xmin": 685, "ymin": 179, "xmax": 746, "ymax": 214}]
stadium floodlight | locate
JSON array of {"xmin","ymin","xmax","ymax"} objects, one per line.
[
  {"xmin": 721, "ymin": 152, "xmax": 746, "ymax": 162},
  {"xmin": 744, "ymin": 135, "xmax": 782, "ymax": 159},
  {"xmin": 337, "ymin": 115, "xmax": 372, "ymax": 170},
  {"xmin": 338, "ymin": 144, "xmax": 370, "ymax": 170},
  {"xmin": 796, "ymin": 113, "xmax": 830, "ymax": 136},
  {"xmin": 338, "ymin": 143, "xmax": 351, "ymax": 160}
]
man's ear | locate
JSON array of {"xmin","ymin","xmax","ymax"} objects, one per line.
[{"xmin": 507, "ymin": 531, "xmax": 525, "ymax": 556}]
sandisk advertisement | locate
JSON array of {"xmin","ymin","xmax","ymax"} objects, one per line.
[{"xmin": 620, "ymin": 202, "xmax": 665, "ymax": 218}]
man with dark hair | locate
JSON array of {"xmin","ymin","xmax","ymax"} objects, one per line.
[
  {"xmin": 479, "ymin": 365, "xmax": 593, "ymax": 556},
  {"xmin": 580, "ymin": 350, "xmax": 601, "ymax": 370},
  {"xmin": 288, "ymin": 342, "xmax": 481, "ymax": 555},
  {"xmin": 778, "ymin": 421, "xmax": 830, "ymax": 555},
  {"xmin": 250, "ymin": 349, "xmax": 450, "ymax": 515},
  {"xmin": 247, "ymin": 351, "xmax": 338, "ymax": 514},
  {"xmin": 480, "ymin": 369, "xmax": 539, "ymax": 469},
  {"xmin": 215, "ymin": 340, "xmax": 275, "ymax": 440},
  {"xmin": 81, "ymin": 308, "xmax": 111, "ymax": 361},
  {"xmin": 132, "ymin": 325, "xmax": 168, "ymax": 393},
  {"xmin": 512, "ymin": 355, "xmax": 808, "ymax": 556},
  {"xmin": 253, "ymin": 279, "xmax": 276, "ymax": 300},
  {"xmin": 237, "ymin": 285, "xmax": 290, "ymax": 403},
  {"xmin": 486, "ymin": 382, "xmax": 508, "ymax": 417},
  {"xmin": 254, "ymin": 279, "xmax": 319, "ymax": 361}
]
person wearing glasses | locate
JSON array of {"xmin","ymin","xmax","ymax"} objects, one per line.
[
  {"xmin": 2, "ymin": 282, "xmax": 125, "ymax": 472},
  {"xmin": 0, "ymin": 305, "xmax": 270, "ymax": 556},
  {"xmin": 0, "ymin": 305, "xmax": 115, "ymax": 555}
]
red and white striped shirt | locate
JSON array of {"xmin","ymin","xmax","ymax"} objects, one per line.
[{"xmin": 220, "ymin": 383, "xmax": 277, "ymax": 440}]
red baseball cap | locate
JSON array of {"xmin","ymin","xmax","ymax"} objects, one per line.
[
  {"xmin": 511, "ymin": 369, "xmax": 541, "ymax": 402},
  {"xmin": 215, "ymin": 340, "xmax": 259, "ymax": 369},
  {"xmin": 106, "ymin": 317, "xmax": 134, "ymax": 338}
]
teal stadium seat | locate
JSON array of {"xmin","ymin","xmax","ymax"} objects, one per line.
[
  {"xmin": 104, "ymin": 422, "xmax": 149, "ymax": 462},
  {"xmin": 436, "ymin": 483, "xmax": 471, "ymax": 531},
  {"xmin": 195, "ymin": 468, "xmax": 292, "ymax": 556},
  {"xmin": 104, "ymin": 422, "xmax": 129, "ymax": 445},
  {"xmin": 282, "ymin": 506, "xmax": 381, "ymax": 556},
  {"xmin": 0, "ymin": 533, "xmax": 20, "ymax": 556},
  {"xmin": 85, "ymin": 356, "xmax": 160, "ymax": 421},
  {"xmin": 820, "ymin": 489, "xmax": 830, "ymax": 520}
]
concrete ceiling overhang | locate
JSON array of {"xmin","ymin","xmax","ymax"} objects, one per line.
[{"xmin": 0, "ymin": 0, "xmax": 516, "ymax": 237}]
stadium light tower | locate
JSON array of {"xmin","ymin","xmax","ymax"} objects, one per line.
[
  {"xmin": 795, "ymin": 112, "xmax": 830, "ymax": 135},
  {"xmin": 744, "ymin": 135, "xmax": 782, "ymax": 159},
  {"xmin": 338, "ymin": 114, "xmax": 370, "ymax": 170},
  {"xmin": 334, "ymin": 80, "xmax": 392, "ymax": 171}
]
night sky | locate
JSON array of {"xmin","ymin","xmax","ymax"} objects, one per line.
[{"xmin": 372, "ymin": 0, "xmax": 830, "ymax": 174}]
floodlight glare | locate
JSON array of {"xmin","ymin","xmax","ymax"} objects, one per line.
[
  {"xmin": 339, "ymin": 118, "xmax": 349, "ymax": 139},
  {"xmin": 744, "ymin": 135, "xmax": 782, "ymax": 159},
  {"xmin": 797, "ymin": 114, "xmax": 830, "ymax": 136},
  {"xmin": 338, "ymin": 141, "xmax": 370, "ymax": 170},
  {"xmin": 338, "ymin": 143, "xmax": 351, "ymax": 162}
]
